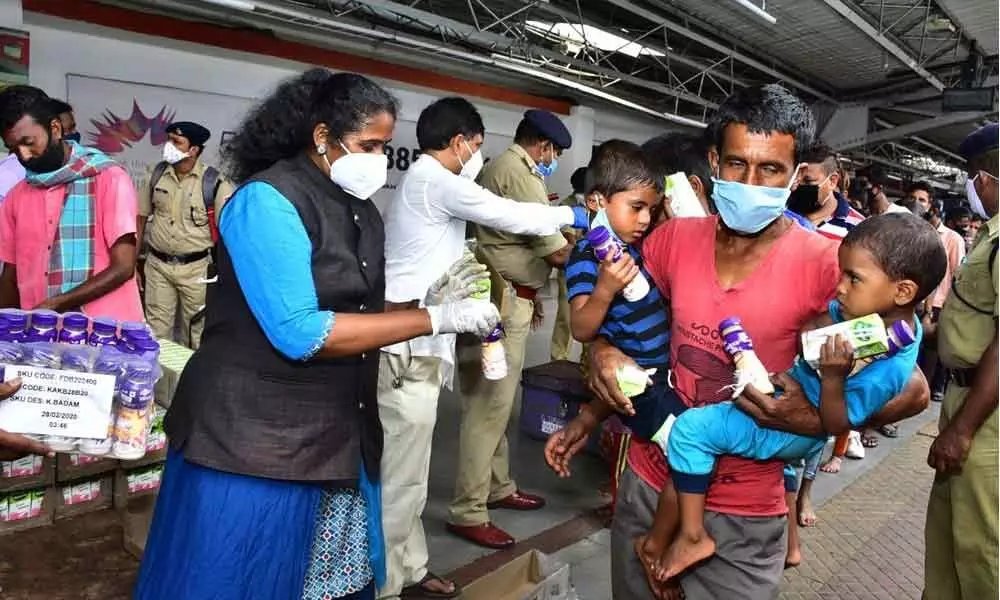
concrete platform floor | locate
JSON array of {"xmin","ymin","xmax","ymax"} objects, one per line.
[{"xmin": 0, "ymin": 279, "xmax": 944, "ymax": 599}]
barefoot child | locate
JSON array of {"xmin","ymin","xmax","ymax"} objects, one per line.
[
  {"xmin": 649, "ymin": 213, "xmax": 946, "ymax": 580},
  {"xmin": 565, "ymin": 140, "xmax": 691, "ymax": 598}
]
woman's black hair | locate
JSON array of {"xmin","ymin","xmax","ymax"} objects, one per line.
[
  {"xmin": 223, "ymin": 69, "xmax": 398, "ymax": 182},
  {"xmin": 585, "ymin": 139, "xmax": 665, "ymax": 199}
]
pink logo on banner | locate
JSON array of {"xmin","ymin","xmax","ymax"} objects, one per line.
[{"xmin": 86, "ymin": 100, "xmax": 176, "ymax": 154}]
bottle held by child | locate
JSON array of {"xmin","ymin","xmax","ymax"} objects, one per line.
[{"xmin": 586, "ymin": 226, "xmax": 650, "ymax": 302}]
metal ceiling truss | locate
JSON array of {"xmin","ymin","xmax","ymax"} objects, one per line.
[{"xmin": 291, "ymin": 0, "xmax": 736, "ymax": 114}]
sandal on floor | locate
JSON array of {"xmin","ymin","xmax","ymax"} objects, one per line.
[
  {"xmin": 401, "ymin": 572, "xmax": 462, "ymax": 599},
  {"xmin": 860, "ymin": 431, "xmax": 879, "ymax": 448},
  {"xmin": 878, "ymin": 424, "xmax": 899, "ymax": 438}
]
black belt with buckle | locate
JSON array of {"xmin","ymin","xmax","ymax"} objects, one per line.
[
  {"xmin": 947, "ymin": 367, "xmax": 977, "ymax": 388},
  {"xmin": 149, "ymin": 247, "xmax": 210, "ymax": 265}
]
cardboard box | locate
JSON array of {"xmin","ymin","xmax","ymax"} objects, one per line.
[
  {"xmin": 462, "ymin": 551, "xmax": 572, "ymax": 600},
  {"xmin": 113, "ymin": 464, "xmax": 164, "ymax": 509},
  {"xmin": 122, "ymin": 494, "xmax": 157, "ymax": 560},
  {"xmin": 0, "ymin": 454, "xmax": 55, "ymax": 493},
  {"xmin": 155, "ymin": 339, "xmax": 194, "ymax": 408},
  {"xmin": 54, "ymin": 475, "xmax": 113, "ymax": 520},
  {"xmin": 56, "ymin": 453, "xmax": 118, "ymax": 483},
  {"xmin": 0, "ymin": 487, "xmax": 55, "ymax": 535}
]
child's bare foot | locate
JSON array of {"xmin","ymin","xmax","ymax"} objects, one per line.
[
  {"xmin": 819, "ymin": 456, "xmax": 842, "ymax": 474},
  {"xmin": 658, "ymin": 531, "xmax": 716, "ymax": 580},
  {"xmin": 796, "ymin": 494, "xmax": 818, "ymax": 527},
  {"xmin": 635, "ymin": 535, "xmax": 668, "ymax": 599}
]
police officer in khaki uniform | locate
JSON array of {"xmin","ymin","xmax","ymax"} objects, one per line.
[
  {"xmin": 924, "ymin": 123, "xmax": 999, "ymax": 600},
  {"xmin": 138, "ymin": 122, "xmax": 233, "ymax": 349},
  {"xmin": 448, "ymin": 110, "xmax": 573, "ymax": 549}
]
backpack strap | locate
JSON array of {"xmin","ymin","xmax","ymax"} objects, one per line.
[
  {"xmin": 950, "ymin": 238, "xmax": 999, "ymax": 315},
  {"xmin": 201, "ymin": 166, "xmax": 222, "ymax": 245},
  {"xmin": 148, "ymin": 161, "xmax": 169, "ymax": 209}
]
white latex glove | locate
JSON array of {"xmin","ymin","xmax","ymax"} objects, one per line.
[
  {"xmin": 427, "ymin": 300, "xmax": 500, "ymax": 337},
  {"xmin": 424, "ymin": 256, "xmax": 489, "ymax": 306}
]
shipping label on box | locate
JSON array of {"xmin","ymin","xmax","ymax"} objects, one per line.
[
  {"xmin": 0, "ymin": 365, "xmax": 115, "ymax": 438},
  {"xmin": 2, "ymin": 454, "xmax": 43, "ymax": 478}
]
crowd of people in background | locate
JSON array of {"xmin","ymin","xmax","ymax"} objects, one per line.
[{"xmin": 0, "ymin": 68, "xmax": 993, "ymax": 600}]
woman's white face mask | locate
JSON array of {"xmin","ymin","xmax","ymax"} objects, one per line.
[{"xmin": 326, "ymin": 141, "xmax": 388, "ymax": 200}]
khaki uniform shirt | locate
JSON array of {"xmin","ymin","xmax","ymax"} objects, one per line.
[
  {"xmin": 938, "ymin": 213, "xmax": 999, "ymax": 370},
  {"xmin": 138, "ymin": 160, "xmax": 234, "ymax": 256},
  {"xmin": 472, "ymin": 145, "xmax": 567, "ymax": 290}
]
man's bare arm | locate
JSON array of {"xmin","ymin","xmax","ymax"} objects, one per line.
[
  {"xmin": 864, "ymin": 367, "xmax": 930, "ymax": 429},
  {"xmin": 39, "ymin": 236, "xmax": 137, "ymax": 311},
  {"xmin": 736, "ymin": 373, "xmax": 825, "ymax": 437}
]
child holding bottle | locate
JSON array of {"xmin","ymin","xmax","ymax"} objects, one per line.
[
  {"xmin": 565, "ymin": 140, "xmax": 686, "ymax": 445},
  {"xmin": 638, "ymin": 213, "xmax": 946, "ymax": 584}
]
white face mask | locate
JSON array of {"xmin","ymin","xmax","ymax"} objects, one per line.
[
  {"xmin": 965, "ymin": 173, "xmax": 995, "ymax": 220},
  {"xmin": 327, "ymin": 141, "xmax": 389, "ymax": 200},
  {"xmin": 162, "ymin": 141, "xmax": 189, "ymax": 165},
  {"xmin": 457, "ymin": 140, "xmax": 484, "ymax": 181}
]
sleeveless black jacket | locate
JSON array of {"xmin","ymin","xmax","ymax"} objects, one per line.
[{"xmin": 164, "ymin": 153, "xmax": 385, "ymax": 485}]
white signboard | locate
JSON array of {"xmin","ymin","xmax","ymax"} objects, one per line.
[
  {"xmin": 67, "ymin": 74, "xmax": 516, "ymax": 215},
  {"xmin": 0, "ymin": 366, "xmax": 115, "ymax": 438},
  {"xmin": 67, "ymin": 74, "xmax": 254, "ymax": 193}
]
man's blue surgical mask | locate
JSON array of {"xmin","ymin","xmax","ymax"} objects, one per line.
[
  {"xmin": 712, "ymin": 166, "xmax": 801, "ymax": 235},
  {"xmin": 536, "ymin": 158, "xmax": 558, "ymax": 178}
]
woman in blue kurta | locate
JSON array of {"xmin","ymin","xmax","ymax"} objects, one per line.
[{"xmin": 134, "ymin": 69, "xmax": 500, "ymax": 600}]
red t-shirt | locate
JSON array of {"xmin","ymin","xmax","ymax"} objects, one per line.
[{"xmin": 630, "ymin": 216, "xmax": 839, "ymax": 517}]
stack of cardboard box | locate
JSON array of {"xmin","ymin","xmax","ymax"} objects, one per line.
[{"xmin": 0, "ymin": 339, "xmax": 193, "ymax": 549}]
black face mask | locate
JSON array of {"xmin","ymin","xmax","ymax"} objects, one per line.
[
  {"xmin": 21, "ymin": 133, "xmax": 66, "ymax": 174},
  {"xmin": 787, "ymin": 184, "xmax": 823, "ymax": 216}
]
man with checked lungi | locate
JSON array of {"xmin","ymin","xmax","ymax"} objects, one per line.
[{"xmin": 0, "ymin": 85, "xmax": 142, "ymax": 322}]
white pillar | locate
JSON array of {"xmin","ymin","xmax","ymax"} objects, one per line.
[{"xmin": 550, "ymin": 105, "xmax": 595, "ymax": 198}]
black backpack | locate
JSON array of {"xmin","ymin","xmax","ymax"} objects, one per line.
[{"xmin": 149, "ymin": 161, "xmax": 222, "ymax": 244}]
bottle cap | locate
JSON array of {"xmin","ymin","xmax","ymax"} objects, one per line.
[
  {"xmin": 92, "ymin": 317, "xmax": 118, "ymax": 334},
  {"xmin": 30, "ymin": 310, "xmax": 59, "ymax": 327},
  {"xmin": 62, "ymin": 312, "xmax": 90, "ymax": 329},
  {"xmin": 0, "ymin": 341, "xmax": 23, "ymax": 363},
  {"xmin": 483, "ymin": 324, "xmax": 504, "ymax": 342},
  {"xmin": 718, "ymin": 317, "xmax": 744, "ymax": 332},
  {"xmin": 24, "ymin": 345, "xmax": 59, "ymax": 366},
  {"xmin": 888, "ymin": 320, "xmax": 916, "ymax": 349},
  {"xmin": 61, "ymin": 348, "xmax": 93, "ymax": 371},
  {"xmin": 585, "ymin": 226, "xmax": 612, "ymax": 246},
  {"xmin": 125, "ymin": 360, "xmax": 155, "ymax": 378}
]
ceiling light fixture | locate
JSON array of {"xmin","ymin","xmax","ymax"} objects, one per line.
[
  {"xmin": 728, "ymin": 0, "xmax": 777, "ymax": 25},
  {"xmin": 200, "ymin": 0, "xmax": 256, "ymax": 11}
]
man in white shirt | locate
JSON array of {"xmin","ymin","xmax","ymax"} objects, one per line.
[{"xmin": 379, "ymin": 97, "xmax": 586, "ymax": 600}]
